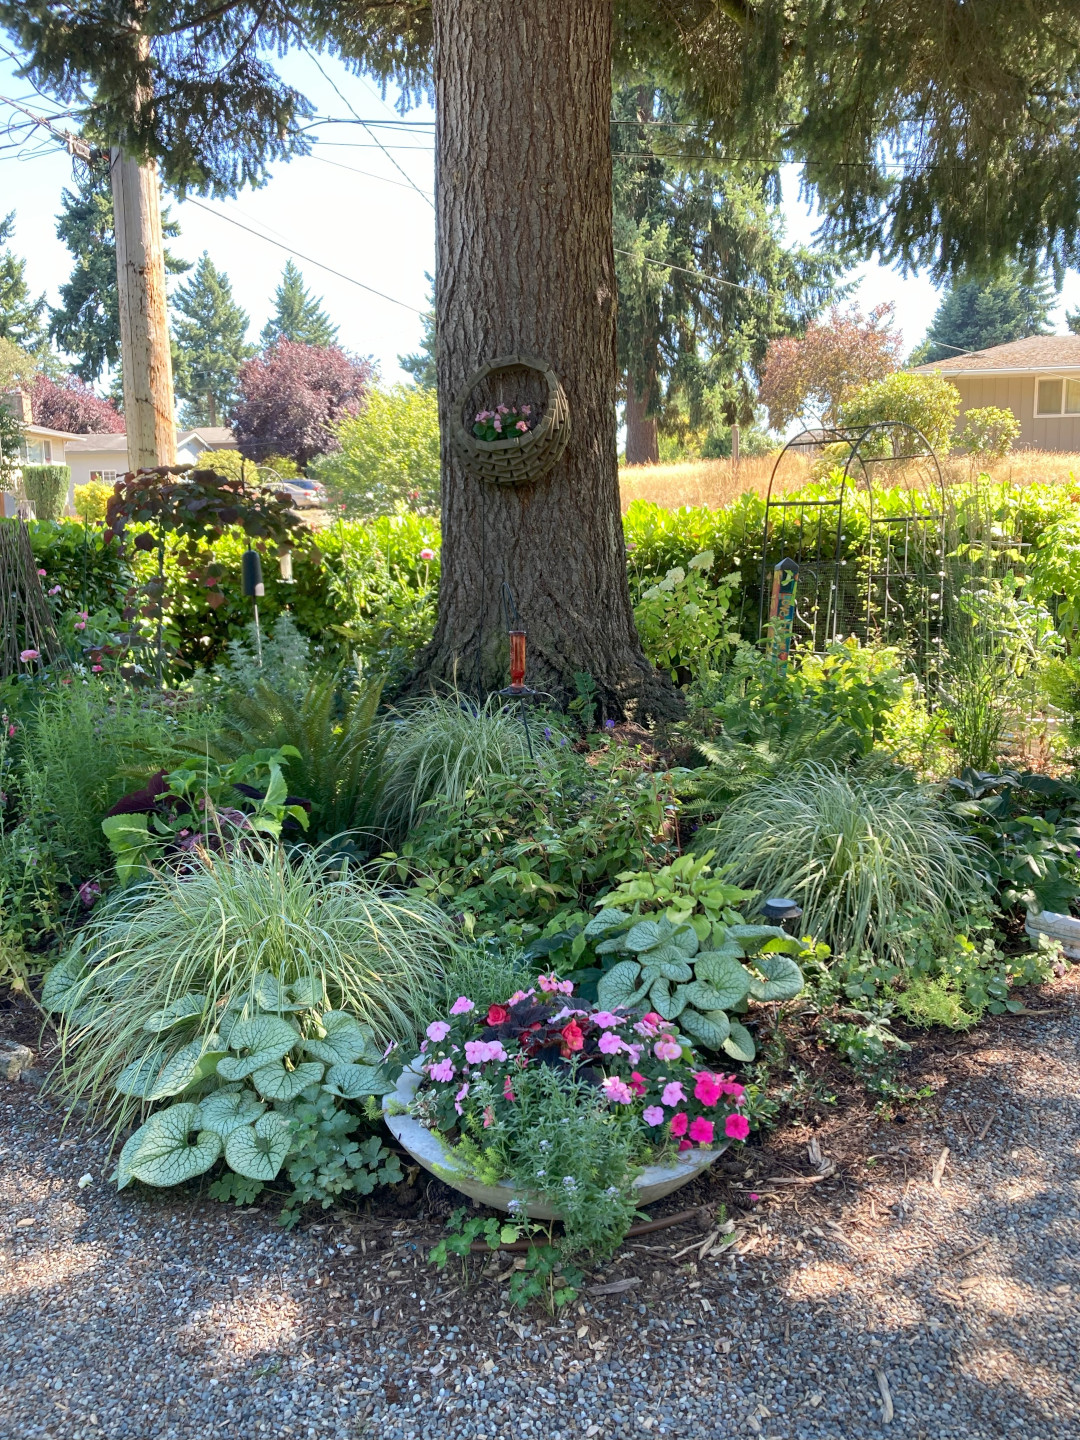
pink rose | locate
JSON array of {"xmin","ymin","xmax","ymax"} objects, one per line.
[
  {"xmin": 642, "ymin": 1105, "xmax": 665, "ymax": 1126},
  {"xmin": 449, "ymin": 996, "xmax": 475, "ymax": 1015},
  {"xmin": 688, "ymin": 1116, "xmax": 715, "ymax": 1145},
  {"xmin": 669, "ymin": 1111, "xmax": 688, "ymax": 1137},
  {"xmin": 725, "ymin": 1113, "xmax": 750, "ymax": 1141},
  {"xmin": 654, "ymin": 1036, "xmax": 682, "ymax": 1062},
  {"xmin": 18, "ymin": 649, "xmax": 40, "ymax": 663},
  {"xmin": 426, "ymin": 1020, "xmax": 451, "ymax": 1042},
  {"xmin": 661, "ymin": 1081, "xmax": 685, "ymax": 1107}
]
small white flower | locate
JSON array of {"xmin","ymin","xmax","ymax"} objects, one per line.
[{"xmin": 77, "ymin": 1173, "xmax": 93, "ymax": 1189}]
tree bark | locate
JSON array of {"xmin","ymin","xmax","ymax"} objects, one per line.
[
  {"xmin": 423, "ymin": 0, "xmax": 676, "ymax": 718},
  {"xmin": 625, "ymin": 382, "xmax": 660, "ymax": 466},
  {"xmin": 111, "ymin": 146, "xmax": 176, "ymax": 470}
]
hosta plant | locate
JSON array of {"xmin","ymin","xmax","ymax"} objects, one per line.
[{"xmin": 583, "ymin": 852, "xmax": 809, "ymax": 1062}]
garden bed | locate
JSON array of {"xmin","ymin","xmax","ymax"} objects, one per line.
[{"xmin": 2, "ymin": 976, "xmax": 1077, "ymax": 1440}]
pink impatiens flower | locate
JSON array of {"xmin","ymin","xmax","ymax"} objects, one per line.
[
  {"xmin": 454, "ymin": 1082, "xmax": 469, "ymax": 1115},
  {"xmin": 725, "ymin": 1113, "xmax": 750, "ymax": 1141},
  {"xmin": 597, "ymin": 1031, "xmax": 623, "ymax": 1056},
  {"xmin": 669, "ymin": 1111, "xmax": 689, "ymax": 1137},
  {"xmin": 602, "ymin": 1076, "xmax": 634, "ymax": 1105},
  {"xmin": 688, "ymin": 1116, "xmax": 715, "ymax": 1145},
  {"xmin": 426, "ymin": 1020, "xmax": 451, "ymax": 1042},
  {"xmin": 429, "ymin": 1057, "xmax": 455, "ymax": 1083},
  {"xmin": 634, "ymin": 1012, "xmax": 663, "ymax": 1038},
  {"xmin": 592, "ymin": 1011, "xmax": 622, "ymax": 1028},
  {"xmin": 642, "ymin": 1105, "xmax": 665, "ymax": 1126},
  {"xmin": 628, "ymin": 1071, "xmax": 647, "ymax": 1097},
  {"xmin": 538, "ymin": 973, "xmax": 574, "ymax": 994},
  {"xmin": 654, "ymin": 1036, "xmax": 682, "ymax": 1062},
  {"xmin": 694, "ymin": 1072, "xmax": 724, "ymax": 1107},
  {"xmin": 449, "ymin": 996, "xmax": 475, "ymax": 1015},
  {"xmin": 464, "ymin": 1039, "xmax": 507, "ymax": 1065},
  {"xmin": 661, "ymin": 1081, "xmax": 685, "ymax": 1107}
]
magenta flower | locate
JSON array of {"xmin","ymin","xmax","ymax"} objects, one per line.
[
  {"xmin": 725, "ymin": 1113, "xmax": 750, "ymax": 1141},
  {"xmin": 642, "ymin": 1105, "xmax": 665, "ymax": 1126},
  {"xmin": 78, "ymin": 880, "xmax": 101, "ymax": 908},
  {"xmin": 18, "ymin": 649, "xmax": 40, "ymax": 663},
  {"xmin": 429, "ymin": 1057, "xmax": 455, "ymax": 1083},
  {"xmin": 597, "ymin": 1031, "xmax": 623, "ymax": 1055},
  {"xmin": 91, "ymin": 665, "xmax": 103, "ymax": 673},
  {"xmin": 661, "ymin": 1081, "xmax": 686, "ymax": 1107},
  {"xmin": 74, "ymin": 621, "xmax": 86, "ymax": 631},
  {"xmin": 669, "ymin": 1111, "xmax": 689, "ymax": 1137},
  {"xmin": 654, "ymin": 1036, "xmax": 682, "ymax": 1062},
  {"xmin": 602, "ymin": 1076, "xmax": 634, "ymax": 1105},
  {"xmin": 688, "ymin": 1116, "xmax": 715, "ymax": 1145},
  {"xmin": 694, "ymin": 1073, "xmax": 723, "ymax": 1107},
  {"xmin": 721, "ymin": 1079, "xmax": 746, "ymax": 1101},
  {"xmin": 37, "ymin": 568, "xmax": 46, "ymax": 577},
  {"xmin": 426, "ymin": 1020, "xmax": 451, "ymax": 1042},
  {"xmin": 449, "ymin": 996, "xmax": 475, "ymax": 1015},
  {"xmin": 48, "ymin": 585, "xmax": 61, "ymax": 595}
]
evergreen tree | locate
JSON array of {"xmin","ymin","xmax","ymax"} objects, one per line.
[
  {"xmin": 0, "ymin": 212, "xmax": 47, "ymax": 353},
  {"xmin": 398, "ymin": 274, "xmax": 436, "ymax": 389},
  {"xmin": 49, "ymin": 164, "xmax": 187, "ymax": 383},
  {"xmin": 917, "ymin": 263, "xmax": 1057, "ymax": 363},
  {"xmin": 260, "ymin": 260, "xmax": 338, "ymax": 348},
  {"xmin": 613, "ymin": 86, "xmax": 844, "ymax": 462},
  {"xmin": 172, "ymin": 252, "xmax": 254, "ymax": 427}
]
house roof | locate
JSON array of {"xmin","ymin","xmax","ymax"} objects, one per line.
[
  {"xmin": 63, "ymin": 432, "xmax": 130, "ymax": 454},
  {"xmin": 915, "ymin": 334, "xmax": 1080, "ymax": 375},
  {"xmin": 178, "ymin": 427, "xmax": 235, "ymax": 448},
  {"xmin": 25, "ymin": 422, "xmax": 81, "ymax": 441}
]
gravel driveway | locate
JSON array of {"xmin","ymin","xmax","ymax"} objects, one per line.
[{"xmin": 1, "ymin": 973, "xmax": 1077, "ymax": 1440}]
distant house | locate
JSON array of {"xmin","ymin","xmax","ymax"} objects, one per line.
[
  {"xmin": 915, "ymin": 335, "xmax": 1080, "ymax": 450},
  {"xmin": 63, "ymin": 427, "xmax": 238, "ymax": 488},
  {"xmin": 0, "ymin": 390, "xmax": 81, "ymax": 517}
]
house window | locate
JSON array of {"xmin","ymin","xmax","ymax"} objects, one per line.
[
  {"xmin": 19, "ymin": 438, "xmax": 47, "ymax": 464},
  {"xmin": 1035, "ymin": 377, "xmax": 1080, "ymax": 416},
  {"xmin": 89, "ymin": 470, "xmax": 117, "ymax": 483}
]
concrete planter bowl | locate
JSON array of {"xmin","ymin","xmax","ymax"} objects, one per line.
[{"xmin": 383, "ymin": 1061, "xmax": 728, "ymax": 1220}]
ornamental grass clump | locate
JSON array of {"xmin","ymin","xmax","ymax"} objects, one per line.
[
  {"xmin": 42, "ymin": 842, "xmax": 456, "ymax": 1136},
  {"xmin": 405, "ymin": 973, "xmax": 751, "ymax": 1257},
  {"xmin": 697, "ymin": 764, "xmax": 986, "ymax": 961}
]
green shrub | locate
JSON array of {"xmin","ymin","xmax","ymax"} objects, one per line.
[
  {"xmin": 839, "ymin": 370, "xmax": 960, "ymax": 453},
  {"xmin": 314, "ymin": 384, "xmax": 440, "ymax": 519},
  {"xmin": 960, "ymin": 406, "xmax": 1020, "ymax": 461},
  {"xmin": 210, "ymin": 613, "xmax": 312, "ymax": 702},
  {"xmin": 696, "ymin": 764, "xmax": 986, "ymax": 960},
  {"xmin": 633, "ymin": 549, "xmax": 741, "ymax": 680},
  {"xmin": 20, "ymin": 464, "xmax": 70, "ymax": 522}
]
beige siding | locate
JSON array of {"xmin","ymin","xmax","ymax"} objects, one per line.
[{"xmin": 950, "ymin": 372, "xmax": 1080, "ymax": 450}]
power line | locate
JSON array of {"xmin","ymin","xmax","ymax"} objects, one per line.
[
  {"xmin": 0, "ymin": 92, "xmax": 92, "ymax": 158},
  {"xmin": 614, "ymin": 247, "xmax": 766, "ymax": 296},
  {"xmin": 309, "ymin": 151, "xmax": 434, "ymax": 198},
  {"xmin": 180, "ymin": 197, "xmax": 426, "ymax": 314}
]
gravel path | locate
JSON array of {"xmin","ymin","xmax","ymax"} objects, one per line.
[{"xmin": 1, "ymin": 972, "xmax": 1077, "ymax": 1440}]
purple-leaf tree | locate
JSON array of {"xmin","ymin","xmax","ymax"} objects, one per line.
[
  {"xmin": 231, "ymin": 340, "xmax": 373, "ymax": 467},
  {"xmin": 30, "ymin": 375, "xmax": 125, "ymax": 433}
]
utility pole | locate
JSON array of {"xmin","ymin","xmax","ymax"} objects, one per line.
[{"xmin": 110, "ymin": 146, "xmax": 176, "ymax": 469}]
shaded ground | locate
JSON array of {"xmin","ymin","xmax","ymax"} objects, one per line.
[{"xmin": 1, "ymin": 973, "xmax": 1077, "ymax": 1440}]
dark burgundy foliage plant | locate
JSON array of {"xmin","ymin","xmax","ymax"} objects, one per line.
[
  {"xmin": 231, "ymin": 340, "xmax": 373, "ymax": 467},
  {"xmin": 30, "ymin": 375, "xmax": 124, "ymax": 433}
]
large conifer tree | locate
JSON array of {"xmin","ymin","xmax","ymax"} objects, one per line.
[
  {"xmin": 172, "ymin": 252, "xmax": 254, "ymax": 427},
  {"xmin": 8, "ymin": 2, "xmax": 1080, "ymax": 709},
  {"xmin": 0, "ymin": 212, "xmax": 47, "ymax": 354},
  {"xmin": 260, "ymin": 260, "xmax": 338, "ymax": 349},
  {"xmin": 916, "ymin": 263, "xmax": 1057, "ymax": 363}
]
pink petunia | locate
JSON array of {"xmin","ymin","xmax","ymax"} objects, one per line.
[
  {"xmin": 688, "ymin": 1116, "xmax": 715, "ymax": 1145},
  {"xmin": 426, "ymin": 1020, "xmax": 451, "ymax": 1042},
  {"xmin": 721, "ymin": 1080, "xmax": 746, "ymax": 1101},
  {"xmin": 429, "ymin": 1057, "xmax": 455, "ymax": 1083},
  {"xmin": 661, "ymin": 1081, "xmax": 685, "ymax": 1107},
  {"xmin": 654, "ymin": 1036, "xmax": 682, "ymax": 1062},
  {"xmin": 602, "ymin": 1076, "xmax": 634, "ymax": 1105},
  {"xmin": 725, "ymin": 1113, "xmax": 750, "ymax": 1141},
  {"xmin": 597, "ymin": 1031, "xmax": 623, "ymax": 1056},
  {"xmin": 678, "ymin": 1138, "xmax": 693, "ymax": 1152},
  {"xmin": 669, "ymin": 1111, "xmax": 689, "ymax": 1137},
  {"xmin": 642, "ymin": 1105, "xmax": 665, "ymax": 1126},
  {"xmin": 694, "ymin": 1072, "xmax": 724, "ymax": 1107},
  {"xmin": 450, "ymin": 996, "xmax": 475, "ymax": 1015}
]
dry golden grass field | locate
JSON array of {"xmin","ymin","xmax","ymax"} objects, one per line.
[{"xmin": 618, "ymin": 449, "xmax": 1080, "ymax": 512}]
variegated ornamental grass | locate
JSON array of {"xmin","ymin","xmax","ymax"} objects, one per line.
[{"xmin": 42, "ymin": 842, "xmax": 457, "ymax": 1141}]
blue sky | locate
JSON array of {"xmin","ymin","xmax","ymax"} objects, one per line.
[{"xmin": 3, "ymin": 48, "xmax": 1080, "ymax": 391}]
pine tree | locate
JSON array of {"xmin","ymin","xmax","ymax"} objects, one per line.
[
  {"xmin": 260, "ymin": 260, "xmax": 338, "ymax": 348},
  {"xmin": 49, "ymin": 164, "xmax": 188, "ymax": 383},
  {"xmin": 917, "ymin": 263, "xmax": 1057, "ymax": 363},
  {"xmin": 0, "ymin": 212, "xmax": 47, "ymax": 354},
  {"xmin": 172, "ymin": 252, "xmax": 254, "ymax": 427},
  {"xmin": 398, "ymin": 275, "xmax": 436, "ymax": 389}
]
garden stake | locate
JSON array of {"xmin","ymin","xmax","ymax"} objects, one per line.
[{"xmin": 766, "ymin": 557, "xmax": 799, "ymax": 671}]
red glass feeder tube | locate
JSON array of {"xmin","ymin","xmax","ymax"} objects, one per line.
[{"xmin": 508, "ymin": 629, "xmax": 527, "ymax": 690}]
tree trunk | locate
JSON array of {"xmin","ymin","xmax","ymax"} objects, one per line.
[
  {"xmin": 111, "ymin": 146, "xmax": 176, "ymax": 470},
  {"xmin": 625, "ymin": 382, "xmax": 660, "ymax": 466},
  {"xmin": 423, "ymin": 0, "xmax": 676, "ymax": 718}
]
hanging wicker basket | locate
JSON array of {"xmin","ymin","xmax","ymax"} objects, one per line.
[{"xmin": 451, "ymin": 353, "xmax": 570, "ymax": 486}]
